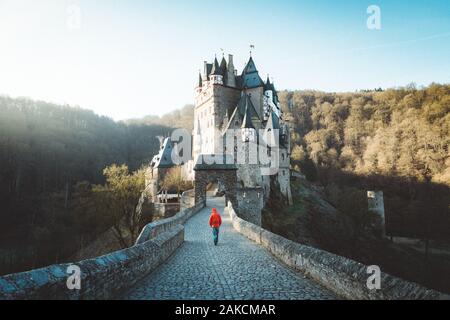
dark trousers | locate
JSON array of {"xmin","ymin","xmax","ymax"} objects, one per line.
[{"xmin": 212, "ymin": 227, "xmax": 220, "ymax": 245}]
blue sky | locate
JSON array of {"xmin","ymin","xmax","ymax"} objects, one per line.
[{"xmin": 0, "ymin": 0, "xmax": 449, "ymax": 120}]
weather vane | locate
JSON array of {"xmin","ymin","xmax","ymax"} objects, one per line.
[{"xmin": 250, "ymin": 44, "xmax": 255, "ymax": 56}]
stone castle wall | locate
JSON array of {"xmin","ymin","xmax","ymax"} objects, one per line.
[
  {"xmin": 226, "ymin": 201, "xmax": 449, "ymax": 300},
  {"xmin": 0, "ymin": 202, "xmax": 204, "ymax": 300},
  {"xmin": 236, "ymin": 187, "xmax": 264, "ymax": 226},
  {"xmin": 212, "ymin": 85, "xmax": 241, "ymax": 126}
]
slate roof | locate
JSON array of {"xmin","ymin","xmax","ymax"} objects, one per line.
[
  {"xmin": 264, "ymin": 75, "xmax": 275, "ymax": 92},
  {"xmin": 241, "ymin": 102, "xmax": 255, "ymax": 129},
  {"xmin": 202, "ymin": 55, "xmax": 271, "ymax": 89},
  {"xmin": 211, "ymin": 57, "xmax": 222, "ymax": 76},
  {"xmin": 241, "ymin": 57, "xmax": 264, "ymax": 88},
  {"xmin": 222, "ymin": 93, "xmax": 260, "ymax": 132},
  {"xmin": 267, "ymin": 109, "xmax": 280, "ymax": 130},
  {"xmin": 220, "ymin": 57, "xmax": 227, "ymax": 74}
]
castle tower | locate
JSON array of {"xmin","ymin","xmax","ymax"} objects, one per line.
[
  {"xmin": 193, "ymin": 55, "xmax": 241, "ymax": 164},
  {"xmin": 147, "ymin": 52, "xmax": 292, "ymax": 225},
  {"xmin": 209, "ymin": 56, "xmax": 223, "ymax": 85},
  {"xmin": 241, "ymin": 56, "xmax": 265, "ymax": 119},
  {"xmin": 191, "ymin": 53, "xmax": 291, "ymax": 204}
]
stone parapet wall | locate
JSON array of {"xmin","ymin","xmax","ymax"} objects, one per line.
[
  {"xmin": 226, "ymin": 202, "xmax": 449, "ymax": 300},
  {"xmin": 152, "ymin": 203, "xmax": 180, "ymax": 219},
  {"xmin": 0, "ymin": 202, "xmax": 205, "ymax": 300},
  {"xmin": 136, "ymin": 201, "xmax": 204, "ymax": 245}
]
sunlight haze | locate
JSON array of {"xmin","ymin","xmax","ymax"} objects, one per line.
[{"xmin": 0, "ymin": 0, "xmax": 449, "ymax": 120}]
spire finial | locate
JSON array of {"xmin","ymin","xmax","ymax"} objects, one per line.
[{"xmin": 249, "ymin": 44, "xmax": 255, "ymax": 57}]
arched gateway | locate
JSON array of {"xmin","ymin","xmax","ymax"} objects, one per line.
[{"xmin": 194, "ymin": 155, "xmax": 237, "ymax": 208}]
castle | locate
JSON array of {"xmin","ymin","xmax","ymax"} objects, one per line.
[{"xmin": 146, "ymin": 54, "xmax": 292, "ymax": 224}]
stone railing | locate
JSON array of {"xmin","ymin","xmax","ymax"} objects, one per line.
[
  {"xmin": 0, "ymin": 202, "xmax": 204, "ymax": 300},
  {"xmin": 226, "ymin": 201, "xmax": 449, "ymax": 300},
  {"xmin": 135, "ymin": 201, "xmax": 204, "ymax": 244},
  {"xmin": 152, "ymin": 202, "xmax": 181, "ymax": 219}
]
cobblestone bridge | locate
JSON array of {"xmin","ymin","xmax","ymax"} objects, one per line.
[{"xmin": 122, "ymin": 198, "xmax": 336, "ymax": 300}]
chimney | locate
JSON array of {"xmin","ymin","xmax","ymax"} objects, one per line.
[
  {"xmin": 227, "ymin": 54, "xmax": 236, "ymax": 87},
  {"xmin": 203, "ymin": 61, "xmax": 210, "ymax": 80},
  {"xmin": 228, "ymin": 54, "xmax": 234, "ymax": 66}
]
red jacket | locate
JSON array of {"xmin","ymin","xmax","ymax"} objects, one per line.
[{"xmin": 209, "ymin": 208, "xmax": 222, "ymax": 228}]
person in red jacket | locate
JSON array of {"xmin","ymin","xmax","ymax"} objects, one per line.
[{"xmin": 208, "ymin": 207, "xmax": 222, "ymax": 246}]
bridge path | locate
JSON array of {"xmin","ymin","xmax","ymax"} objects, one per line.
[{"xmin": 123, "ymin": 198, "xmax": 336, "ymax": 300}]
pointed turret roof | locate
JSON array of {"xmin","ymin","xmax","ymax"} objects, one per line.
[
  {"xmin": 241, "ymin": 56, "xmax": 264, "ymax": 88},
  {"xmin": 211, "ymin": 56, "xmax": 222, "ymax": 75},
  {"xmin": 221, "ymin": 92, "xmax": 260, "ymax": 133},
  {"xmin": 238, "ymin": 92, "xmax": 260, "ymax": 121},
  {"xmin": 264, "ymin": 75, "xmax": 276, "ymax": 92},
  {"xmin": 242, "ymin": 56, "xmax": 258, "ymax": 75},
  {"xmin": 220, "ymin": 56, "xmax": 227, "ymax": 73},
  {"xmin": 241, "ymin": 102, "xmax": 255, "ymax": 129}
]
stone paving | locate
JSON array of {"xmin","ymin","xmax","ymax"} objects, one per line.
[{"xmin": 122, "ymin": 198, "xmax": 336, "ymax": 300}]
